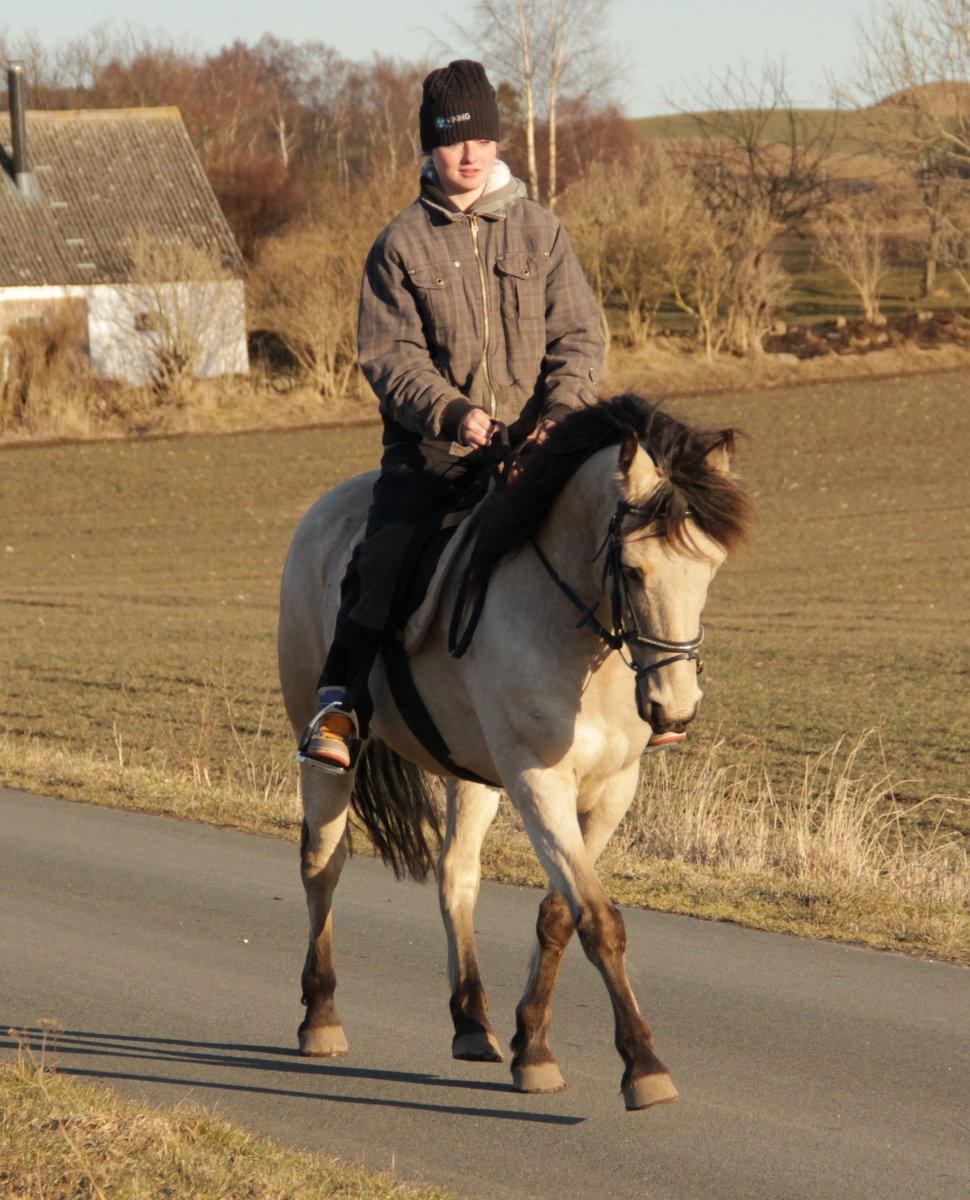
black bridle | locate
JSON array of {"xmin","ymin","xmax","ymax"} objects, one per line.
[
  {"xmin": 448, "ymin": 429, "xmax": 705, "ymax": 723},
  {"xmin": 528, "ymin": 498, "xmax": 704, "ymax": 722}
]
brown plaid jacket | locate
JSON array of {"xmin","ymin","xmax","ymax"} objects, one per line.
[{"xmin": 357, "ymin": 171, "xmax": 604, "ymax": 451}]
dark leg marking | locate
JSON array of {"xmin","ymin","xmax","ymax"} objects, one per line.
[
  {"xmin": 511, "ymin": 890, "xmax": 574, "ymax": 1092},
  {"xmin": 575, "ymin": 900, "xmax": 677, "ymax": 1109}
]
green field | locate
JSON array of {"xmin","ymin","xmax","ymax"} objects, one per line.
[
  {"xmin": 631, "ymin": 107, "xmax": 872, "ymax": 154},
  {"xmin": 0, "ymin": 372, "xmax": 967, "ymax": 956}
]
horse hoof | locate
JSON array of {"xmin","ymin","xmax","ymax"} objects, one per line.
[
  {"xmin": 453, "ymin": 1030, "xmax": 504, "ymax": 1062},
  {"xmin": 623, "ymin": 1073, "xmax": 679, "ymax": 1110},
  {"xmin": 512, "ymin": 1062, "xmax": 567, "ymax": 1094},
  {"xmin": 298, "ymin": 1025, "xmax": 349, "ymax": 1057}
]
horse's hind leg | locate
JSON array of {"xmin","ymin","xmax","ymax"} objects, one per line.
[
  {"xmin": 509, "ymin": 765, "xmax": 677, "ymax": 1110},
  {"xmin": 298, "ymin": 762, "xmax": 352, "ymax": 1056},
  {"xmin": 511, "ymin": 763, "xmax": 640, "ymax": 1094},
  {"xmin": 438, "ymin": 779, "xmax": 502, "ymax": 1062}
]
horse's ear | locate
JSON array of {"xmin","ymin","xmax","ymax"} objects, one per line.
[
  {"xmin": 706, "ymin": 429, "xmax": 736, "ymax": 475},
  {"xmin": 617, "ymin": 432, "xmax": 659, "ymax": 502}
]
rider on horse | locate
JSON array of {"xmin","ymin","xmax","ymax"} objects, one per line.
[{"xmin": 301, "ymin": 58, "xmax": 604, "ymax": 770}]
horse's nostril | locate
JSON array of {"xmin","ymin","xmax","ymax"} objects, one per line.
[{"xmin": 650, "ymin": 703, "xmax": 699, "ymax": 733}]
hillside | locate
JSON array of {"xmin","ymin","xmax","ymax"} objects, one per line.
[
  {"xmin": 631, "ymin": 108, "xmax": 870, "ymax": 154},
  {"xmin": 631, "ymin": 82, "xmax": 968, "ymax": 149},
  {"xmin": 875, "ymin": 78, "xmax": 970, "ymax": 115}
]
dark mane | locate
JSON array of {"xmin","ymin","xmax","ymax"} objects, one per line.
[{"xmin": 467, "ymin": 394, "xmax": 751, "ymax": 587}]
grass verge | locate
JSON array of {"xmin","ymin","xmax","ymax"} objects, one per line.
[
  {"xmin": 2, "ymin": 728, "xmax": 964, "ymax": 965},
  {"xmin": 0, "ymin": 1028, "xmax": 457, "ymax": 1200}
]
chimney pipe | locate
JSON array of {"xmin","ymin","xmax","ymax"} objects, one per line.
[{"xmin": 7, "ymin": 62, "xmax": 41, "ymax": 200}]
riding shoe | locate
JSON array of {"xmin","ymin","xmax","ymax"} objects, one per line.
[{"xmin": 299, "ymin": 687, "xmax": 357, "ymax": 771}]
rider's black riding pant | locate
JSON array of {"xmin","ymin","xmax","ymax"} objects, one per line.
[{"xmin": 316, "ymin": 442, "xmax": 487, "ymax": 729}]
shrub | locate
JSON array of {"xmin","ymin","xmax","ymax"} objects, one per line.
[{"xmin": 0, "ymin": 307, "xmax": 92, "ymax": 430}]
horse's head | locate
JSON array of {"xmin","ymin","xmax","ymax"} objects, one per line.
[
  {"xmin": 466, "ymin": 394, "xmax": 751, "ymax": 739},
  {"xmin": 611, "ymin": 416, "xmax": 748, "ymax": 737}
]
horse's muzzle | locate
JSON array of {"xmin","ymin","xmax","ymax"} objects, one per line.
[{"xmin": 647, "ymin": 701, "xmax": 699, "ymax": 735}]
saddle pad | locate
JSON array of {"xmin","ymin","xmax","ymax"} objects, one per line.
[{"xmin": 402, "ymin": 505, "xmax": 480, "ymax": 656}]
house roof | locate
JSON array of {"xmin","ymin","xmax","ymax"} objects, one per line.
[{"xmin": 0, "ymin": 107, "xmax": 243, "ymax": 287}]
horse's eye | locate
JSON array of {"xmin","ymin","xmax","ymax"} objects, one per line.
[{"xmin": 621, "ymin": 563, "xmax": 643, "ymax": 583}]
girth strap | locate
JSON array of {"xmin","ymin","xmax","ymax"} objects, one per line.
[{"xmin": 381, "ymin": 637, "xmax": 500, "ymax": 788}]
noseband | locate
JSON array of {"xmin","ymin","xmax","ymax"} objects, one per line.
[{"xmin": 528, "ymin": 499, "xmax": 704, "ymax": 721}]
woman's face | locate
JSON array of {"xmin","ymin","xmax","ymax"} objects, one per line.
[{"xmin": 431, "ymin": 139, "xmax": 498, "ymax": 194}]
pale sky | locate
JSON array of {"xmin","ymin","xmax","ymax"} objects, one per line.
[{"xmin": 1, "ymin": 0, "xmax": 875, "ymax": 116}]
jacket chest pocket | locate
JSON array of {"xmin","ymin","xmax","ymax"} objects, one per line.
[
  {"xmin": 407, "ymin": 261, "xmax": 460, "ymax": 340},
  {"xmin": 496, "ymin": 253, "xmax": 545, "ymax": 321}
]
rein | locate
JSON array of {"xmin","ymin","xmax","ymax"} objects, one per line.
[
  {"xmin": 448, "ymin": 434, "xmax": 704, "ymax": 722},
  {"xmin": 447, "ymin": 422, "xmax": 516, "ymax": 658}
]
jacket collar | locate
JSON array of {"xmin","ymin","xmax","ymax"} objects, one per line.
[{"xmin": 419, "ymin": 159, "xmax": 527, "ymax": 222}]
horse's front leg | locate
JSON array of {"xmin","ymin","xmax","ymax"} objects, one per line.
[
  {"xmin": 509, "ymin": 765, "xmax": 678, "ymax": 1110},
  {"xmin": 511, "ymin": 761, "xmax": 641, "ymax": 1095},
  {"xmin": 438, "ymin": 778, "xmax": 503, "ymax": 1061},
  {"xmin": 297, "ymin": 762, "xmax": 353, "ymax": 1056}
]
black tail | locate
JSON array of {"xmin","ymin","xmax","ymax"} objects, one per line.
[{"xmin": 350, "ymin": 739, "xmax": 443, "ymax": 881}]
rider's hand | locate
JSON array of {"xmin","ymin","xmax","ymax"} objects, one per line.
[
  {"xmin": 458, "ymin": 408, "xmax": 493, "ymax": 448},
  {"xmin": 525, "ymin": 418, "xmax": 556, "ymax": 445}
]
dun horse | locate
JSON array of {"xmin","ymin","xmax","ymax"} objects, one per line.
[{"xmin": 278, "ymin": 394, "xmax": 750, "ymax": 1110}]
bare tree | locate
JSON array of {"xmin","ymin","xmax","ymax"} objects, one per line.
[
  {"xmin": 666, "ymin": 203, "xmax": 789, "ymax": 359},
  {"xmin": 557, "ymin": 163, "xmax": 614, "ymax": 348},
  {"xmin": 116, "ymin": 232, "xmax": 241, "ymax": 399},
  {"xmin": 666, "ymin": 215, "xmax": 734, "ymax": 360},
  {"xmin": 848, "ymin": 0, "xmax": 970, "ymax": 295},
  {"xmin": 443, "ymin": 0, "xmax": 616, "ymax": 205},
  {"xmin": 671, "ymin": 61, "xmax": 839, "ymax": 230},
  {"xmin": 561, "ymin": 147, "xmax": 695, "ymax": 346},
  {"xmin": 442, "ymin": 1, "xmax": 542, "ymax": 199},
  {"xmin": 813, "ymin": 198, "xmax": 891, "ymax": 321},
  {"xmin": 562, "ymin": 144, "xmax": 790, "ymax": 358},
  {"xmin": 251, "ymin": 229, "xmax": 356, "ymax": 398},
  {"xmin": 722, "ymin": 209, "xmax": 791, "ymax": 355},
  {"xmin": 939, "ymin": 188, "xmax": 970, "ymax": 294},
  {"xmin": 542, "ymin": 0, "xmax": 612, "ymax": 206}
]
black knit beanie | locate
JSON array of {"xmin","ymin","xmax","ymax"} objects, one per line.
[{"xmin": 419, "ymin": 59, "xmax": 501, "ymax": 152}]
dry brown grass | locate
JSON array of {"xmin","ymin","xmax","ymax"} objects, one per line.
[
  {"xmin": 618, "ymin": 733, "xmax": 967, "ymax": 912},
  {"xmin": 482, "ymin": 732, "xmax": 967, "ymax": 961},
  {"xmin": 0, "ymin": 308, "xmax": 98, "ymax": 434},
  {"xmin": 0, "ymin": 1026, "xmax": 457, "ymax": 1200}
]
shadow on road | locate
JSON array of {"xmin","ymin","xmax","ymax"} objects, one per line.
[{"xmin": 2, "ymin": 1025, "xmax": 585, "ymax": 1127}]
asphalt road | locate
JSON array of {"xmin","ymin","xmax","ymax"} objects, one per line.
[{"xmin": 1, "ymin": 788, "xmax": 967, "ymax": 1200}]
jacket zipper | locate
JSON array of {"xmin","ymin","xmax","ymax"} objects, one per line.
[{"xmin": 469, "ymin": 214, "xmax": 496, "ymax": 417}]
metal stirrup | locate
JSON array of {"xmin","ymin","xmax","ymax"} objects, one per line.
[{"xmin": 297, "ymin": 701, "xmax": 361, "ymax": 775}]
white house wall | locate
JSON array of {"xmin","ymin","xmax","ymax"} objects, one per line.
[
  {"xmin": 87, "ymin": 280, "xmax": 248, "ymax": 385},
  {"xmin": 0, "ymin": 280, "xmax": 249, "ymax": 385}
]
